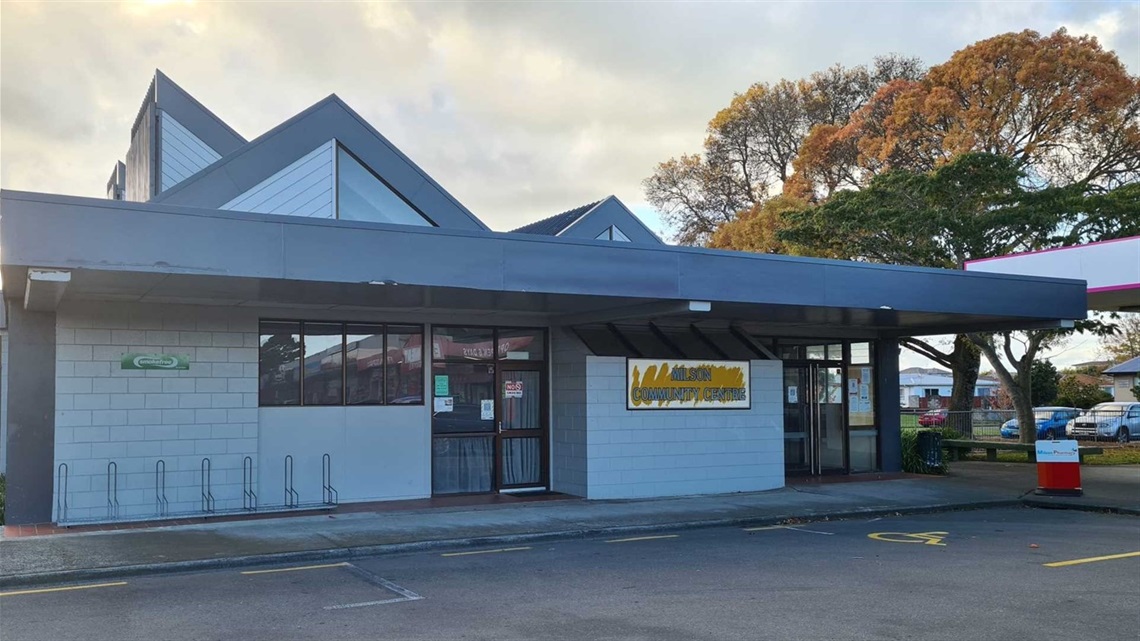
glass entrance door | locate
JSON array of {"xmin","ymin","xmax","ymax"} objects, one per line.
[
  {"xmin": 784, "ymin": 363, "xmax": 847, "ymax": 475},
  {"xmin": 497, "ymin": 366, "xmax": 545, "ymax": 489}
]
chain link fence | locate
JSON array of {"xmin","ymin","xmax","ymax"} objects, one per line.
[{"xmin": 901, "ymin": 407, "xmax": 1140, "ymax": 443}]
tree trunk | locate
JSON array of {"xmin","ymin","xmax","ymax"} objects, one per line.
[
  {"xmin": 901, "ymin": 335, "xmax": 980, "ymax": 432},
  {"xmin": 1013, "ymin": 381, "xmax": 1036, "ymax": 445},
  {"xmin": 947, "ymin": 337, "xmax": 980, "ymax": 436},
  {"xmin": 968, "ymin": 333, "xmax": 1038, "ymax": 446}
]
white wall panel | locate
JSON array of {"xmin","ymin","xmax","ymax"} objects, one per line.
[
  {"xmin": 222, "ymin": 140, "xmax": 335, "ymax": 218},
  {"xmin": 158, "ymin": 110, "xmax": 222, "ymax": 193},
  {"xmin": 583, "ymin": 358, "xmax": 784, "ymax": 499},
  {"xmin": 258, "ymin": 405, "xmax": 430, "ymax": 507}
]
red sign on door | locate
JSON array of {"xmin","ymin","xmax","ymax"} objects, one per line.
[{"xmin": 504, "ymin": 380, "xmax": 523, "ymax": 398}]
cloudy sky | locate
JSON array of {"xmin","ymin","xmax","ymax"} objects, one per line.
[{"xmin": 2, "ymin": 0, "xmax": 1137, "ymax": 369}]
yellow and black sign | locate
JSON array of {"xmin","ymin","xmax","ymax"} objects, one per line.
[{"xmin": 627, "ymin": 359, "xmax": 750, "ymax": 410}]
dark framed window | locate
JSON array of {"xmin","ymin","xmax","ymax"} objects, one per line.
[
  {"xmin": 386, "ymin": 325, "xmax": 425, "ymax": 404},
  {"xmin": 259, "ymin": 320, "xmax": 424, "ymax": 407},
  {"xmin": 346, "ymin": 324, "xmax": 385, "ymax": 405},
  {"xmin": 303, "ymin": 323, "xmax": 344, "ymax": 406},
  {"xmin": 259, "ymin": 321, "xmax": 302, "ymax": 406},
  {"xmin": 430, "ymin": 326, "xmax": 547, "ymax": 435}
]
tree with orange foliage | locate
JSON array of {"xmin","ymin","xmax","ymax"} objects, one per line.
[
  {"xmin": 643, "ymin": 55, "xmax": 923, "ymax": 245},
  {"xmin": 795, "ymin": 29, "xmax": 1140, "ymax": 203}
]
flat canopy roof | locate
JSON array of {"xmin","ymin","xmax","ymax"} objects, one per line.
[
  {"xmin": 966, "ymin": 236, "xmax": 1139, "ymax": 313},
  {"xmin": 1, "ymin": 190, "xmax": 1086, "ymax": 338}
]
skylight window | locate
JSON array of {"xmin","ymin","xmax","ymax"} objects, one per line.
[
  {"xmin": 595, "ymin": 225, "xmax": 631, "ymax": 242},
  {"xmin": 337, "ymin": 145, "xmax": 433, "ymax": 226}
]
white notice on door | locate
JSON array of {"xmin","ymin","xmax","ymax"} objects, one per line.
[
  {"xmin": 480, "ymin": 399, "xmax": 494, "ymax": 421},
  {"xmin": 787, "ymin": 386, "xmax": 798, "ymax": 404},
  {"xmin": 433, "ymin": 397, "xmax": 454, "ymax": 413}
]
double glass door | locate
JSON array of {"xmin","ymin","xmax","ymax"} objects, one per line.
[{"xmin": 784, "ymin": 363, "xmax": 847, "ymax": 475}]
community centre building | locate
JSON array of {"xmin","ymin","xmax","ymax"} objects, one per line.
[{"xmin": 0, "ymin": 71, "xmax": 1087, "ymax": 526}]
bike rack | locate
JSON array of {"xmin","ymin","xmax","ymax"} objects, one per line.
[
  {"xmin": 155, "ymin": 459, "xmax": 169, "ymax": 517},
  {"xmin": 200, "ymin": 458, "xmax": 215, "ymax": 514},
  {"xmin": 106, "ymin": 461, "xmax": 120, "ymax": 520},
  {"xmin": 322, "ymin": 453, "xmax": 338, "ymax": 506},
  {"xmin": 284, "ymin": 455, "xmax": 299, "ymax": 508},
  {"xmin": 56, "ymin": 463, "xmax": 69, "ymax": 523},
  {"xmin": 243, "ymin": 456, "xmax": 258, "ymax": 511}
]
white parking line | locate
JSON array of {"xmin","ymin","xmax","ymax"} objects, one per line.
[
  {"xmin": 743, "ymin": 525, "xmax": 833, "ymax": 535},
  {"xmin": 324, "ymin": 595, "xmax": 424, "ymax": 610}
]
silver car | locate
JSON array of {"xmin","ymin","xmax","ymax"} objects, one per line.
[{"xmin": 1066, "ymin": 402, "xmax": 1140, "ymax": 442}]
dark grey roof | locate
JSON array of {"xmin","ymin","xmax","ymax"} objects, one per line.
[
  {"xmin": 152, "ymin": 70, "xmax": 246, "ymax": 154},
  {"xmin": 151, "ymin": 95, "xmax": 488, "ymax": 231},
  {"xmin": 1104, "ymin": 356, "xmax": 1140, "ymax": 374},
  {"xmin": 1, "ymin": 189, "xmax": 1089, "ymax": 338},
  {"xmin": 512, "ymin": 200, "xmax": 601, "ymax": 235}
]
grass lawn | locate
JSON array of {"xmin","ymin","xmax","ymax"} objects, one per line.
[
  {"xmin": 962, "ymin": 445, "xmax": 1140, "ymax": 466},
  {"xmin": 901, "ymin": 415, "xmax": 919, "ymax": 428}
]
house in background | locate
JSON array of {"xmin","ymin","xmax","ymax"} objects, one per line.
[
  {"xmin": 898, "ymin": 367, "xmax": 1001, "ymax": 409},
  {"xmin": 1104, "ymin": 357, "xmax": 1140, "ymax": 402}
]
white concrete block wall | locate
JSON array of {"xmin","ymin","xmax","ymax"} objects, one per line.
[
  {"xmin": 584, "ymin": 357, "xmax": 783, "ymax": 499},
  {"xmin": 54, "ymin": 302, "xmax": 258, "ymax": 522},
  {"xmin": 550, "ymin": 329, "xmax": 589, "ymax": 497}
]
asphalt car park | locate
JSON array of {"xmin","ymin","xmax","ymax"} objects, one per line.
[{"xmin": 3, "ymin": 508, "xmax": 1138, "ymax": 641}]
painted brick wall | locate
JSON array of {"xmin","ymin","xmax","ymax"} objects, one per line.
[
  {"xmin": 584, "ymin": 357, "xmax": 783, "ymax": 499},
  {"xmin": 550, "ymin": 329, "xmax": 589, "ymax": 497},
  {"xmin": 54, "ymin": 302, "xmax": 258, "ymax": 522}
]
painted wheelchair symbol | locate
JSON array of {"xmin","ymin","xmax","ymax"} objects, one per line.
[{"xmin": 867, "ymin": 531, "xmax": 949, "ymax": 546}]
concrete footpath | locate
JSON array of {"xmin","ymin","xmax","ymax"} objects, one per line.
[{"xmin": 2, "ymin": 462, "xmax": 1137, "ymax": 588}]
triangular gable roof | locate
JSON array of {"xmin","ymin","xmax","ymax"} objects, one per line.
[
  {"xmin": 1105, "ymin": 356, "xmax": 1140, "ymax": 374},
  {"xmin": 153, "ymin": 95, "xmax": 488, "ymax": 231},
  {"xmin": 151, "ymin": 70, "xmax": 246, "ymax": 156},
  {"xmin": 511, "ymin": 196, "xmax": 663, "ymax": 245},
  {"xmin": 512, "ymin": 200, "xmax": 602, "ymax": 235}
]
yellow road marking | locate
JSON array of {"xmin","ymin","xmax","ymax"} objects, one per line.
[
  {"xmin": 868, "ymin": 531, "xmax": 948, "ymax": 546},
  {"xmin": 1044, "ymin": 551, "xmax": 1140, "ymax": 568},
  {"xmin": 605, "ymin": 534, "xmax": 680, "ymax": 544},
  {"xmin": 0, "ymin": 581, "xmax": 128, "ymax": 598},
  {"xmin": 241, "ymin": 562, "xmax": 349, "ymax": 575},
  {"xmin": 441, "ymin": 547, "xmax": 532, "ymax": 557}
]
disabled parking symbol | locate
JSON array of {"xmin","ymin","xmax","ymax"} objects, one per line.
[{"xmin": 867, "ymin": 531, "xmax": 948, "ymax": 546}]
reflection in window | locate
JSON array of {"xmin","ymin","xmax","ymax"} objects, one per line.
[
  {"xmin": 259, "ymin": 321, "xmax": 301, "ymax": 406},
  {"xmin": 497, "ymin": 329, "xmax": 545, "ymax": 361},
  {"xmin": 346, "ymin": 325, "xmax": 384, "ymax": 405},
  {"xmin": 432, "ymin": 362, "xmax": 495, "ymax": 434},
  {"xmin": 303, "ymin": 323, "xmax": 343, "ymax": 405},
  {"xmin": 432, "ymin": 327, "xmax": 495, "ymax": 361},
  {"xmin": 337, "ymin": 146, "xmax": 433, "ymax": 226},
  {"xmin": 386, "ymin": 326, "xmax": 424, "ymax": 404},
  {"xmin": 259, "ymin": 321, "xmax": 424, "ymax": 407}
]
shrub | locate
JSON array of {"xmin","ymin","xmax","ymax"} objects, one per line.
[{"xmin": 901, "ymin": 427, "xmax": 961, "ymax": 474}]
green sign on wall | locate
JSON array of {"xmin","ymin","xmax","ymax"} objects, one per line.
[{"xmin": 121, "ymin": 353, "xmax": 190, "ymax": 370}]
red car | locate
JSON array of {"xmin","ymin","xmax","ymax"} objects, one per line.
[{"xmin": 918, "ymin": 409, "xmax": 948, "ymax": 427}]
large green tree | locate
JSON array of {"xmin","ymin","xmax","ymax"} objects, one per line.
[
  {"xmin": 1030, "ymin": 360, "xmax": 1060, "ymax": 407},
  {"xmin": 778, "ymin": 153, "xmax": 1125, "ymax": 442},
  {"xmin": 653, "ymin": 29, "xmax": 1140, "ymax": 422}
]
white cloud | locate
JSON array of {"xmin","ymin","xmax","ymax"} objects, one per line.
[{"xmin": 2, "ymin": 1, "xmax": 1135, "ymax": 233}]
